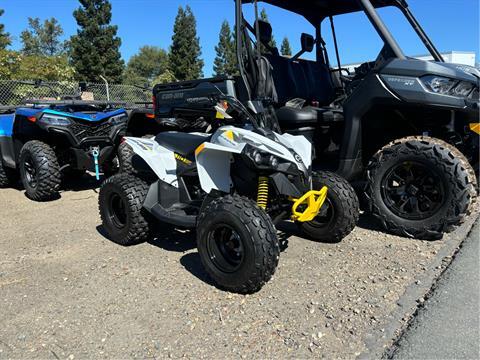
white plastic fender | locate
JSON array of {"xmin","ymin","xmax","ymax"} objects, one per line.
[
  {"xmin": 124, "ymin": 137, "xmax": 179, "ymax": 188},
  {"xmin": 195, "ymin": 141, "xmax": 243, "ymax": 194}
]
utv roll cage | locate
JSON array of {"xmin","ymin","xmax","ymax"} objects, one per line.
[{"xmin": 235, "ymin": 0, "xmax": 443, "ymax": 100}]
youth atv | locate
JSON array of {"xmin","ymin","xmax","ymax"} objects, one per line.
[
  {"xmin": 233, "ymin": 0, "xmax": 478, "ymax": 239},
  {"xmin": 0, "ymin": 81, "xmax": 128, "ymax": 201},
  {"xmin": 99, "ymin": 90, "xmax": 359, "ymax": 293}
]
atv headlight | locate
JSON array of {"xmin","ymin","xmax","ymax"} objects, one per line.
[
  {"xmin": 39, "ymin": 114, "xmax": 71, "ymax": 126},
  {"xmin": 247, "ymin": 148, "xmax": 276, "ymax": 166},
  {"xmin": 109, "ymin": 113, "xmax": 128, "ymax": 125},
  {"xmin": 421, "ymin": 76, "xmax": 457, "ymax": 94},
  {"xmin": 243, "ymin": 145, "xmax": 293, "ymax": 172}
]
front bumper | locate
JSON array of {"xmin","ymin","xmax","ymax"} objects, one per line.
[
  {"xmin": 39, "ymin": 120, "xmax": 126, "ymax": 148},
  {"xmin": 291, "ymin": 187, "xmax": 328, "ymax": 222}
]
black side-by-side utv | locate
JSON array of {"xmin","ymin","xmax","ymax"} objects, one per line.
[{"xmin": 230, "ymin": 0, "xmax": 478, "ymax": 239}]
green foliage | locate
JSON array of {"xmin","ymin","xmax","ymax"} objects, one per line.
[
  {"xmin": 153, "ymin": 69, "xmax": 176, "ymax": 85},
  {"xmin": 213, "ymin": 20, "xmax": 238, "ymax": 77},
  {"xmin": 21, "ymin": 17, "xmax": 66, "ymax": 56},
  {"xmin": 0, "ymin": 50, "xmax": 75, "ymax": 81},
  {"xmin": 124, "ymin": 46, "xmax": 169, "ymax": 86},
  {"xmin": 169, "ymin": 6, "xmax": 204, "ymax": 81},
  {"xmin": 0, "ymin": 9, "xmax": 11, "ymax": 50},
  {"xmin": 0, "ymin": 50, "xmax": 21, "ymax": 79},
  {"xmin": 70, "ymin": 0, "xmax": 124, "ymax": 83},
  {"xmin": 280, "ymin": 37, "xmax": 292, "ymax": 57},
  {"xmin": 260, "ymin": 8, "xmax": 277, "ymax": 52}
]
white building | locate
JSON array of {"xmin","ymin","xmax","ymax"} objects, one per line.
[{"xmin": 345, "ymin": 51, "xmax": 477, "ymax": 73}]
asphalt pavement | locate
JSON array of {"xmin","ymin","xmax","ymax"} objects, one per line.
[{"xmin": 392, "ymin": 219, "xmax": 480, "ymax": 359}]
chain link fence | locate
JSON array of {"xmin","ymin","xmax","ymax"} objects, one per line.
[{"xmin": 0, "ymin": 80, "xmax": 151, "ymax": 108}]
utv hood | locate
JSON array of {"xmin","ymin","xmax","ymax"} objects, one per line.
[{"xmin": 381, "ymin": 58, "xmax": 479, "ymax": 84}]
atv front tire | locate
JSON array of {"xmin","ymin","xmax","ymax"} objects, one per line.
[
  {"xmin": 366, "ymin": 136, "xmax": 475, "ymax": 240},
  {"xmin": 197, "ymin": 195, "xmax": 280, "ymax": 294},
  {"xmin": 19, "ymin": 140, "xmax": 61, "ymax": 201},
  {"xmin": 0, "ymin": 150, "xmax": 18, "ymax": 187},
  {"xmin": 99, "ymin": 173, "xmax": 151, "ymax": 246},
  {"xmin": 118, "ymin": 142, "xmax": 135, "ymax": 175},
  {"xmin": 298, "ymin": 171, "xmax": 359, "ymax": 242}
]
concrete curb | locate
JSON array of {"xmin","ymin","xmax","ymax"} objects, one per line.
[{"xmin": 358, "ymin": 210, "xmax": 480, "ymax": 360}]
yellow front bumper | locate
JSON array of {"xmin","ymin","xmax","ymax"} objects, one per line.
[{"xmin": 291, "ymin": 187, "xmax": 328, "ymax": 222}]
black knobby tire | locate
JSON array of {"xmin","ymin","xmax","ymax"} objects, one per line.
[
  {"xmin": 99, "ymin": 173, "xmax": 152, "ymax": 246},
  {"xmin": 197, "ymin": 195, "xmax": 280, "ymax": 294},
  {"xmin": 19, "ymin": 141, "xmax": 61, "ymax": 201},
  {"xmin": 118, "ymin": 142, "xmax": 136, "ymax": 175},
  {"xmin": 298, "ymin": 171, "xmax": 359, "ymax": 243},
  {"xmin": 366, "ymin": 136, "xmax": 475, "ymax": 240},
  {"xmin": 0, "ymin": 149, "xmax": 18, "ymax": 187},
  {"xmin": 425, "ymin": 137, "xmax": 478, "ymax": 214}
]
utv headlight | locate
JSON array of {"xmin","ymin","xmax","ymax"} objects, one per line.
[
  {"xmin": 39, "ymin": 114, "xmax": 71, "ymax": 126},
  {"xmin": 109, "ymin": 113, "xmax": 128, "ymax": 125},
  {"xmin": 421, "ymin": 76, "xmax": 457, "ymax": 94},
  {"xmin": 468, "ymin": 87, "xmax": 479, "ymax": 101},
  {"xmin": 421, "ymin": 76, "xmax": 476, "ymax": 98},
  {"xmin": 452, "ymin": 81, "xmax": 475, "ymax": 97}
]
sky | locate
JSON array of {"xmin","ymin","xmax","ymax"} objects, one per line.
[{"xmin": 0, "ymin": 0, "xmax": 478, "ymax": 77}]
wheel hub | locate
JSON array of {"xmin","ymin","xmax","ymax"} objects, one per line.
[
  {"xmin": 206, "ymin": 224, "xmax": 244, "ymax": 273},
  {"xmin": 381, "ymin": 161, "xmax": 445, "ymax": 220}
]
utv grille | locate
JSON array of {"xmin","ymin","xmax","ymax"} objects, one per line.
[{"xmin": 68, "ymin": 120, "xmax": 113, "ymax": 140}]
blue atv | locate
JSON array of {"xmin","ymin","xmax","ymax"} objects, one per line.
[{"xmin": 0, "ymin": 81, "xmax": 128, "ymax": 201}]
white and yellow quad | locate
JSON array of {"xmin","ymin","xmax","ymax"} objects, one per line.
[{"xmin": 99, "ymin": 97, "xmax": 359, "ymax": 293}]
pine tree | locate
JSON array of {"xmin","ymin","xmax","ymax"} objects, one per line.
[
  {"xmin": 260, "ymin": 8, "xmax": 276, "ymax": 50},
  {"xmin": 169, "ymin": 6, "xmax": 204, "ymax": 81},
  {"xmin": 280, "ymin": 37, "xmax": 292, "ymax": 57},
  {"xmin": 0, "ymin": 9, "xmax": 11, "ymax": 50},
  {"xmin": 21, "ymin": 17, "xmax": 66, "ymax": 56},
  {"xmin": 70, "ymin": 0, "xmax": 124, "ymax": 83},
  {"xmin": 213, "ymin": 20, "xmax": 238, "ymax": 77}
]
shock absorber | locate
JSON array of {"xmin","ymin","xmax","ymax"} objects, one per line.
[{"xmin": 257, "ymin": 176, "xmax": 269, "ymax": 210}]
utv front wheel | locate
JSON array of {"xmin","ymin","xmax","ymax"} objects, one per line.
[
  {"xmin": 366, "ymin": 136, "xmax": 475, "ymax": 240},
  {"xmin": 99, "ymin": 173, "xmax": 151, "ymax": 246},
  {"xmin": 298, "ymin": 171, "xmax": 359, "ymax": 242},
  {"xmin": 197, "ymin": 195, "xmax": 280, "ymax": 294},
  {"xmin": 19, "ymin": 141, "xmax": 61, "ymax": 201}
]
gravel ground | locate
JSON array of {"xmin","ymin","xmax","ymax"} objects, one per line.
[{"xmin": 0, "ymin": 177, "xmax": 476, "ymax": 359}]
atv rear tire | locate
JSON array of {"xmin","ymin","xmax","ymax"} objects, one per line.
[
  {"xmin": 298, "ymin": 171, "xmax": 359, "ymax": 243},
  {"xmin": 19, "ymin": 141, "xmax": 61, "ymax": 201},
  {"xmin": 197, "ymin": 195, "xmax": 280, "ymax": 294},
  {"xmin": 366, "ymin": 136, "xmax": 475, "ymax": 240},
  {"xmin": 99, "ymin": 173, "xmax": 151, "ymax": 246}
]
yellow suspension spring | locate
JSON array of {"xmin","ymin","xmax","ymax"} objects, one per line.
[{"xmin": 257, "ymin": 176, "xmax": 269, "ymax": 210}]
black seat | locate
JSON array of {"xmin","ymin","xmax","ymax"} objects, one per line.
[
  {"xmin": 155, "ymin": 132, "xmax": 210, "ymax": 156},
  {"xmin": 276, "ymin": 106, "xmax": 318, "ymax": 129},
  {"xmin": 276, "ymin": 106, "xmax": 344, "ymax": 129}
]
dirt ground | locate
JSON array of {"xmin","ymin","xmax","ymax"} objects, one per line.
[{"xmin": 0, "ymin": 176, "xmax": 475, "ymax": 359}]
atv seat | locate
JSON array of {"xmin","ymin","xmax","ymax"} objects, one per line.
[
  {"xmin": 276, "ymin": 106, "xmax": 344, "ymax": 129},
  {"xmin": 155, "ymin": 132, "xmax": 211, "ymax": 157}
]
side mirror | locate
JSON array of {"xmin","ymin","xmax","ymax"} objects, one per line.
[{"xmin": 301, "ymin": 33, "xmax": 315, "ymax": 53}]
